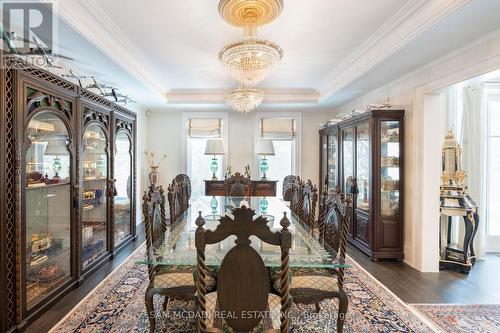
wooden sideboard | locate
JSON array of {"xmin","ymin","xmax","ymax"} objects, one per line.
[{"xmin": 204, "ymin": 180, "xmax": 278, "ymax": 197}]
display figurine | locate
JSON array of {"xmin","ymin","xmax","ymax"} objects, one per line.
[
  {"xmin": 225, "ymin": 165, "xmax": 232, "ymax": 179},
  {"xmin": 244, "ymin": 164, "xmax": 251, "ymax": 178}
]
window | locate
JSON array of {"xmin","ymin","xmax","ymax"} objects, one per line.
[
  {"xmin": 257, "ymin": 115, "xmax": 299, "ymax": 199},
  {"xmin": 259, "ymin": 140, "xmax": 294, "ymax": 198},
  {"xmin": 185, "ymin": 116, "xmax": 226, "ymax": 200},
  {"xmin": 486, "ymin": 94, "xmax": 500, "ymax": 237}
]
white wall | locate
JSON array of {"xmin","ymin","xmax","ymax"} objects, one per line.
[
  {"xmin": 143, "ymin": 109, "xmax": 333, "ymax": 192},
  {"xmin": 122, "ymin": 106, "xmax": 148, "ymax": 223},
  {"xmin": 334, "ymin": 29, "xmax": 500, "ymax": 271}
]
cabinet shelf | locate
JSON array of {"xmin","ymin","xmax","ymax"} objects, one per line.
[
  {"xmin": 83, "ymin": 177, "xmax": 107, "ymax": 182},
  {"xmin": 27, "ymin": 182, "xmax": 71, "ymax": 190}
]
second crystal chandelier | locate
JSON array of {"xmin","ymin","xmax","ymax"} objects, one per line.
[{"xmin": 218, "ymin": 0, "xmax": 284, "ymax": 113}]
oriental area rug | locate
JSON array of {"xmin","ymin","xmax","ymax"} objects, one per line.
[
  {"xmin": 412, "ymin": 304, "xmax": 500, "ymax": 333},
  {"xmin": 50, "ymin": 243, "xmax": 440, "ymax": 333}
]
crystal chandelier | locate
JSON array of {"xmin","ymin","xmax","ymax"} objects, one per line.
[
  {"xmin": 219, "ymin": 38, "xmax": 283, "ymax": 87},
  {"xmin": 218, "ymin": 0, "xmax": 284, "ymax": 87},
  {"xmin": 226, "ymin": 86, "xmax": 264, "ymax": 114}
]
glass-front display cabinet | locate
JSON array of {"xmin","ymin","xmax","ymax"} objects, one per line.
[
  {"xmin": 319, "ymin": 126, "xmax": 339, "ymax": 192},
  {"xmin": 0, "ymin": 59, "xmax": 138, "ymax": 330},
  {"xmin": 320, "ymin": 109, "xmax": 404, "ymax": 260}
]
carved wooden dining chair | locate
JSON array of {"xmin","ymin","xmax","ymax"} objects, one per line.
[
  {"xmin": 273, "ymin": 189, "xmax": 350, "ymax": 333},
  {"xmin": 301, "ymin": 179, "xmax": 318, "ymax": 231},
  {"xmin": 224, "ymin": 172, "xmax": 251, "ymax": 197},
  {"xmin": 167, "ymin": 174, "xmax": 192, "ymax": 224},
  {"xmin": 289, "ymin": 177, "xmax": 303, "ymax": 217},
  {"xmin": 195, "ymin": 206, "xmax": 292, "ymax": 333},
  {"xmin": 175, "ymin": 173, "xmax": 191, "ymax": 211},
  {"xmin": 143, "ymin": 185, "xmax": 215, "ymax": 333},
  {"xmin": 282, "ymin": 175, "xmax": 297, "ymax": 201}
]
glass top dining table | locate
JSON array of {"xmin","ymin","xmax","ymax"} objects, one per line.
[{"xmin": 137, "ymin": 196, "xmax": 348, "ymax": 269}]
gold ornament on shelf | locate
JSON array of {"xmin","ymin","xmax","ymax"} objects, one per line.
[
  {"xmin": 441, "ymin": 130, "xmax": 466, "ymax": 188},
  {"xmin": 454, "ymin": 170, "xmax": 466, "ymax": 186}
]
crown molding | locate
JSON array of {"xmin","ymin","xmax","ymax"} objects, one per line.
[
  {"xmin": 166, "ymin": 88, "xmax": 320, "ymax": 104},
  {"xmin": 317, "ymin": 0, "xmax": 471, "ymax": 102},
  {"xmin": 52, "ymin": 0, "xmax": 166, "ymax": 100}
]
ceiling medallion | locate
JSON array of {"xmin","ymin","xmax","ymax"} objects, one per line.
[
  {"xmin": 226, "ymin": 86, "xmax": 264, "ymax": 114},
  {"xmin": 218, "ymin": 0, "xmax": 284, "ymax": 27}
]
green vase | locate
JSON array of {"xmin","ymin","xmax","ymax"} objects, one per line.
[
  {"xmin": 210, "ymin": 196, "xmax": 218, "ymax": 214},
  {"xmin": 260, "ymin": 197, "xmax": 268, "ymax": 215}
]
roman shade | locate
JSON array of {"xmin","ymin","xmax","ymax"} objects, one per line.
[
  {"xmin": 260, "ymin": 118, "xmax": 296, "ymax": 140},
  {"xmin": 188, "ymin": 118, "xmax": 222, "ymax": 138}
]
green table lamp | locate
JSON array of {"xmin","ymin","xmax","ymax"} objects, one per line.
[
  {"xmin": 44, "ymin": 137, "xmax": 68, "ymax": 178},
  {"xmin": 204, "ymin": 139, "xmax": 225, "ymax": 180},
  {"xmin": 255, "ymin": 139, "xmax": 275, "ymax": 180}
]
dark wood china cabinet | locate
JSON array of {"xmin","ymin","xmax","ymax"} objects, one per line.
[
  {"xmin": 0, "ymin": 57, "xmax": 137, "ymax": 331},
  {"xmin": 319, "ymin": 109, "xmax": 405, "ymax": 261}
]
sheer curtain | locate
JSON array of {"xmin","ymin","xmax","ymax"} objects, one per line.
[{"xmin": 461, "ymin": 84, "xmax": 487, "ymax": 258}]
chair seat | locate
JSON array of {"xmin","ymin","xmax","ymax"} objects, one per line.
[
  {"xmin": 204, "ymin": 292, "xmax": 282, "ymax": 332},
  {"xmin": 272, "ymin": 269, "xmax": 339, "ymax": 298},
  {"xmin": 153, "ymin": 271, "xmax": 216, "ymax": 293}
]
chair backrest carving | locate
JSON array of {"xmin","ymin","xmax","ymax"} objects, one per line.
[
  {"xmin": 289, "ymin": 176, "xmax": 302, "ymax": 216},
  {"xmin": 224, "ymin": 172, "xmax": 251, "ymax": 197},
  {"xmin": 301, "ymin": 180, "xmax": 318, "ymax": 230},
  {"xmin": 167, "ymin": 174, "xmax": 192, "ymax": 223},
  {"xmin": 195, "ymin": 207, "xmax": 292, "ymax": 333},
  {"xmin": 318, "ymin": 186, "xmax": 342, "ymax": 253},
  {"xmin": 174, "ymin": 173, "xmax": 191, "ymax": 212},
  {"xmin": 318, "ymin": 188, "xmax": 352, "ymax": 288},
  {"xmin": 282, "ymin": 175, "xmax": 297, "ymax": 201},
  {"xmin": 142, "ymin": 185, "xmax": 167, "ymax": 281}
]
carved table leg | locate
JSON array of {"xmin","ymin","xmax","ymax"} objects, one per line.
[
  {"xmin": 461, "ymin": 213, "xmax": 474, "ymax": 274},
  {"xmin": 469, "ymin": 211, "xmax": 479, "ymax": 264}
]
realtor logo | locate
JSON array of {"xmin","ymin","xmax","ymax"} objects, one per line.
[{"xmin": 1, "ymin": 1, "xmax": 54, "ymax": 66}]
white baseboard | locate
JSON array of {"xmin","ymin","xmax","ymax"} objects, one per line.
[{"xmin": 403, "ymin": 243, "xmax": 414, "ymax": 268}]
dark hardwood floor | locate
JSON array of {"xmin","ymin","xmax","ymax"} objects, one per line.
[
  {"xmin": 347, "ymin": 244, "xmax": 500, "ymax": 304},
  {"xmin": 25, "ymin": 223, "xmax": 145, "ymax": 333}
]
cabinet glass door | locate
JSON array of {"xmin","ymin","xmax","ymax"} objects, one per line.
[
  {"xmin": 342, "ymin": 128, "xmax": 354, "ymax": 193},
  {"xmin": 356, "ymin": 124, "xmax": 370, "ymax": 211},
  {"xmin": 25, "ymin": 113, "xmax": 72, "ymax": 309},
  {"xmin": 82, "ymin": 124, "xmax": 108, "ymax": 268},
  {"xmin": 327, "ymin": 134, "xmax": 337, "ymax": 189},
  {"xmin": 321, "ymin": 134, "xmax": 328, "ymax": 187},
  {"xmin": 380, "ymin": 121, "xmax": 401, "ymax": 217},
  {"xmin": 114, "ymin": 131, "xmax": 132, "ymax": 245}
]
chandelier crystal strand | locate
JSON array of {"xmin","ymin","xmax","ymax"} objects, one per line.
[
  {"xmin": 219, "ymin": 39, "xmax": 283, "ymax": 86},
  {"xmin": 227, "ymin": 86, "xmax": 264, "ymax": 114}
]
